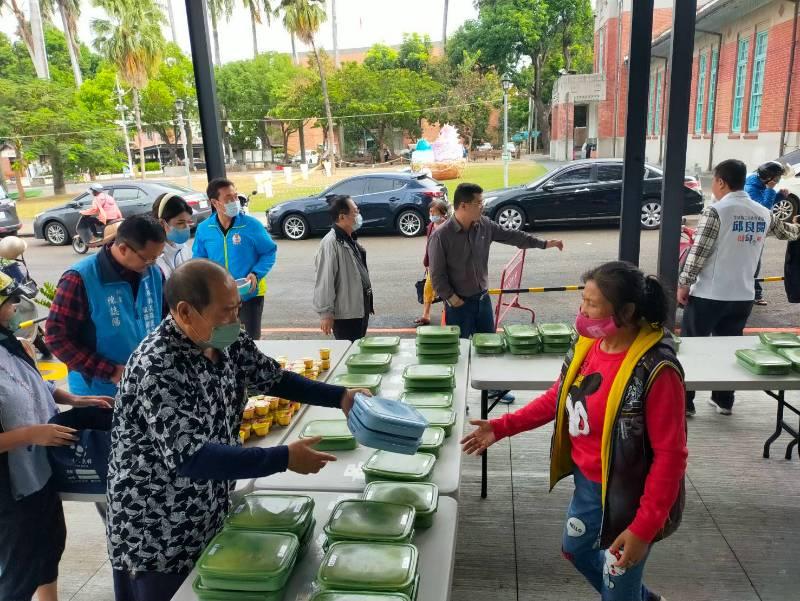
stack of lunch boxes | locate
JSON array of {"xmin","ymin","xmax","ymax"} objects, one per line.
[
  {"xmin": 299, "ymin": 420, "xmax": 357, "ymax": 451},
  {"xmin": 502, "ymin": 324, "xmax": 542, "ymax": 355},
  {"xmin": 315, "ymin": 541, "xmax": 420, "ymax": 600},
  {"xmin": 362, "ymin": 450, "xmax": 436, "ymax": 483},
  {"xmin": 331, "ymin": 373, "xmax": 382, "ymax": 395},
  {"xmin": 347, "ymin": 393, "xmax": 428, "ymax": 454},
  {"xmin": 402, "ymin": 364, "xmax": 456, "ymax": 392},
  {"xmin": 223, "ymin": 493, "xmax": 316, "ymax": 556},
  {"xmin": 415, "ymin": 325, "xmax": 461, "ymax": 364},
  {"xmin": 358, "ymin": 336, "xmax": 401, "ymax": 354},
  {"xmin": 363, "ymin": 481, "xmax": 439, "ymax": 529},
  {"xmin": 399, "ymin": 391, "xmax": 449, "ymax": 456},
  {"xmin": 735, "ymin": 348, "xmax": 792, "ymax": 375},
  {"xmin": 538, "ymin": 323, "xmax": 575, "ymax": 354},
  {"xmin": 323, "ymin": 499, "xmax": 416, "ymax": 548},
  {"xmin": 346, "ymin": 353, "xmax": 393, "ymax": 374},
  {"xmin": 472, "ymin": 333, "xmax": 506, "ymax": 355},
  {"xmin": 767, "ymin": 333, "xmax": 800, "ymax": 372}
]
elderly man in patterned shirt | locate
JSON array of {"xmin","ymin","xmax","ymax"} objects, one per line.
[{"xmin": 106, "ymin": 259, "xmax": 367, "ymax": 601}]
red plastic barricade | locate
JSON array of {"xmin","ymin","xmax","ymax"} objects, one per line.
[{"xmin": 494, "ymin": 249, "xmax": 535, "ymax": 329}]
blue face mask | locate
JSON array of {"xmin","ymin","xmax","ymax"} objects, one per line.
[
  {"xmin": 167, "ymin": 226, "xmax": 190, "ymax": 245},
  {"xmin": 354, "ymin": 214, "xmax": 364, "ymax": 231},
  {"xmin": 224, "ymin": 200, "xmax": 240, "ymax": 218},
  {"xmin": 430, "ymin": 215, "xmax": 443, "ymax": 224}
]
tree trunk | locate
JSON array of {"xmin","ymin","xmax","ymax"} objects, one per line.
[
  {"xmin": 290, "ymin": 33, "xmax": 298, "ymax": 65},
  {"xmin": 29, "ymin": 0, "xmax": 49, "ymax": 79},
  {"xmin": 8, "ymin": 0, "xmax": 37, "ymax": 74},
  {"xmin": 12, "ymin": 142, "xmax": 25, "ymax": 202},
  {"xmin": 312, "ymin": 41, "xmax": 337, "ymax": 173},
  {"xmin": 532, "ymin": 55, "xmax": 550, "ymax": 151},
  {"xmin": 442, "ymin": 0, "xmax": 449, "ymax": 49},
  {"xmin": 250, "ymin": 9, "xmax": 259, "ymax": 57},
  {"xmin": 165, "ymin": 0, "xmax": 178, "ymax": 44},
  {"xmin": 59, "ymin": 3, "xmax": 82, "ymax": 86},
  {"xmin": 132, "ymin": 88, "xmax": 146, "ymax": 179},
  {"xmin": 50, "ymin": 146, "xmax": 66, "ymax": 195},
  {"xmin": 298, "ymin": 122, "xmax": 306, "ymax": 163},
  {"xmin": 211, "ymin": 9, "xmax": 222, "ymax": 67},
  {"xmin": 331, "ymin": 0, "xmax": 339, "ymax": 68}
]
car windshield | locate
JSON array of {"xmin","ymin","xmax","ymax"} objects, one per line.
[{"xmin": 154, "ymin": 183, "xmax": 197, "ymax": 195}]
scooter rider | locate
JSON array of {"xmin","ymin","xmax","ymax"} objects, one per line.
[{"xmin": 80, "ymin": 184, "xmax": 123, "ymax": 243}]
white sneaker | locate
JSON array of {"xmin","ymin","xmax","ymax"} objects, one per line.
[{"xmin": 707, "ymin": 398, "xmax": 732, "ymax": 415}]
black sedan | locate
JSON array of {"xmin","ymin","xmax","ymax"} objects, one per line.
[
  {"xmin": 33, "ymin": 182, "xmax": 211, "ymax": 246},
  {"xmin": 0, "ymin": 184, "xmax": 21, "ymax": 237},
  {"xmin": 266, "ymin": 173, "xmax": 448, "ymax": 240},
  {"xmin": 482, "ymin": 159, "xmax": 704, "ymax": 231}
]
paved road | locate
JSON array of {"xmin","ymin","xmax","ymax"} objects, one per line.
[{"xmin": 21, "ymin": 224, "xmax": 798, "ymax": 336}]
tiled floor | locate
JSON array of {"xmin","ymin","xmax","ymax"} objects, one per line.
[{"xmin": 50, "ymin": 388, "xmax": 800, "ymax": 601}]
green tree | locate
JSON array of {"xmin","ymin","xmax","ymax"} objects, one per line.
[
  {"xmin": 398, "ymin": 33, "xmax": 433, "ymax": 72},
  {"xmin": 364, "ymin": 44, "xmax": 398, "ymax": 71},
  {"xmin": 242, "ymin": 0, "xmax": 273, "ymax": 58},
  {"xmin": 92, "ymin": 0, "xmax": 166, "ymax": 178},
  {"xmin": 278, "ymin": 0, "xmax": 337, "ymax": 171}
]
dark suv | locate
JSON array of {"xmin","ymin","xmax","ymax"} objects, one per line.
[
  {"xmin": 0, "ymin": 184, "xmax": 22, "ymax": 237},
  {"xmin": 266, "ymin": 173, "xmax": 448, "ymax": 240}
]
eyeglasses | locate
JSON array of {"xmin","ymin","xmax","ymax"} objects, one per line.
[{"xmin": 130, "ymin": 247, "xmax": 158, "ymax": 266}]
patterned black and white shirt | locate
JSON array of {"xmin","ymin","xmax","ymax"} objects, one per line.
[{"xmin": 106, "ymin": 317, "xmax": 286, "ymax": 574}]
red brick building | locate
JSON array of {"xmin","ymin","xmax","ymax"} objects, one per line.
[{"xmin": 551, "ymin": 0, "xmax": 800, "ymax": 172}]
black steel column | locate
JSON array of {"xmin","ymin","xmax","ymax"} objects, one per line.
[
  {"xmin": 657, "ymin": 0, "xmax": 697, "ymax": 325},
  {"xmin": 185, "ymin": 0, "xmax": 226, "ymax": 181},
  {"xmin": 619, "ymin": 0, "xmax": 655, "ymax": 265}
]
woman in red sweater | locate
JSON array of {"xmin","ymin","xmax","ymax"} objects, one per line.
[{"xmin": 462, "ymin": 261, "xmax": 687, "ymax": 601}]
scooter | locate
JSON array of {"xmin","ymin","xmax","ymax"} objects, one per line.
[
  {"xmin": 239, "ymin": 192, "xmax": 251, "ymax": 215},
  {"xmin": 72, "ymin": 215, "xmax": 121, "ymax": 255}
]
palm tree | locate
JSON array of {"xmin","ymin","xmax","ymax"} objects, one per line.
[
  {"xmin": 45, "ymin": 0, "xmax": 82, "ymax": 85},
  {"xmin": 243, "ymin": 0, "xmax": 273, "ymax": 58},
  {"xmin": 163, "ymin": 0, "xmax": 178, "ymax": 44},
  {"xmin": 330, "ymin": 0, "xmax": 338, "ymax": 67},
  {"xmin": 208, "ymin": 0, "xmax": 233, "ymax": 67},
  {"xmin": 442, "ymin": 0, "xmax": 449, "ymax": 49},
  {"xmin": 92, "ymin": 0, "xmax": 165, "ymax": 179},
  {"xmin": 0, "ymin": 0, "xmax": 49, "ymax": 78},
  {"xmin": 278, "ymin": 0, "xmax": 336, "ymax": 171}
]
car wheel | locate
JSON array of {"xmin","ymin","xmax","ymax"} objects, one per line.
[
  {"xmin": 640, "ymin": 200, "xmax": 662, "ymax": 230},
  {"xmin": 44, "ymin": 221, "xmax": 69, "ymax": 245},
  {"xmin": 282, "ymin": 214, "xmax": 309, "ymax": 240},
  {"xmin": 496, "ymin": 205, "xmax": 526, "ymax": 231},
  {"xmin": 397, "ymin": 210, "xmax": 424, "ymax": 237},
  {"xmin": 772, "ymin": 195, "xmax": 799, "ymax": 222}
]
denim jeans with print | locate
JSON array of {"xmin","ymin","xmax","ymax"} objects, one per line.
[{"xmin": 561, "ymin": 469, "xmax": 653, "ymax": 601}]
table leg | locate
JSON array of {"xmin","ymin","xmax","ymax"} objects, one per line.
[
  {"xmin": 764, "ymin": 391, "xmax": 785, "ymax": 459},
  {"xmin": 481, "ymin": 389, "xmax": 488, "ymax": 499}
]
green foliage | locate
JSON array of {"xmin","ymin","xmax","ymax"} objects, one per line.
[
  {"xmin": 398, "ymin": 33, "xmax": 434, "ymax": 72},
  {"xmin": 35, "ymin": 282, "xmax": 58, "ymax": 309},
  {"xmin": 364, "ymin": 44, "xmax": 399, "ymax": 71}
]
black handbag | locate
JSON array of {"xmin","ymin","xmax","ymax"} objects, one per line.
[{"xmin": 415, "ymin": 273, "xmax": 441, "ymax": 305}]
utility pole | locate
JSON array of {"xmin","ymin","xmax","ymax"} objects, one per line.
[
  {"xmin": 115, "ymin": 78, "xmax": 135, "ymax": 178},
  {"xmin": 175, "ymin": 99, "xmax": 192, "ymax": 187},
  {"xmin": 502, "ymin": 75, "xmax": 512, "ymax": 188}
]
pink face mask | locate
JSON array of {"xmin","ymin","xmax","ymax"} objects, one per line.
[{"xmin": 575, "ymin": 311, "xmax": 620, "ymax": 339}]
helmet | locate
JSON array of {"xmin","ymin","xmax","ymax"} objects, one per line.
[
  {"xmin": 89, "ymin": 183, "xmax": 104, "ymax": 193},
  {"xmin": 757, "ymin": 161, "xmax": 790, "ymax": 182},
  {"xmin": 0, "ymin": 271, "xmax": 23, "ymax": 306},
  {"xmin": 0, "ymin": 236, "xmax": 27, "ymax": 259}
]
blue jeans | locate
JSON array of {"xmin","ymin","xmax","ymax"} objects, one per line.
[
  {"xmin": 561, "ymin": 470, "xmax": 653, "ymax": 601},
  {"xmin": 445, "ymin": 294, "xmax": 494, "ymax": 338}
]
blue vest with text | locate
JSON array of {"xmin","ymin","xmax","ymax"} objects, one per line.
[{"xmin": 66, "ymin": 253, "xmax": 162, "ymax": 397}]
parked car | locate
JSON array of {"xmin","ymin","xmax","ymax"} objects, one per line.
[
  {"xmin": 476, "ymin": 142, "xmax": 493, "ymax": 151},
  {"xmin": 482, "ymin": 159, "xmax": 704, "ymax": 231},
  {"xmin": 266, "ymin": 173, "xmax": 448, "ymax": 240},
  {"xmin": 772, "ymin": 166, "xmax": 800, "ymax": 222},
  {"xmin": 34, "ymin": 181, "xmax": 211, "ymax": 246},
  {"xmin": 0, "ymin": 184, "xmax": 22, "ymax": 237}
]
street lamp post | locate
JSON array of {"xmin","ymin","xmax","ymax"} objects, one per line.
[
  {"xmin": 115, "ymin": 79, "xmax": 135, "ymax": 178},
  {"xmin": 175, "ymin": 98, "xmax": 192, "ymax": 187},
  {"xmin": 501, "ymin": 74, "xmax": 513, "ymax": 188}
]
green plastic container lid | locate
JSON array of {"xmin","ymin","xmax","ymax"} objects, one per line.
[
  {"xmin": 346, "ymin": 353, "xmax": 393, "ymax": 374},
  {"xmin": 403, "ymin": 364, "xmax": 455, "ymax": 383},
  {"xmin": 502, "ymin": 324, "xmax": 541, "ymax": 342},
  {"xmin": 309, "ymin": 593, "xmax": 410, "ymax": 601},
  {"xmin": 416, "ymin": 408, "xmax": 455, "ymax": 432},
  {"xmin": 736, "ymin": 348, "xmax": 792, "ymax": 375},
  {"xmin": 300, "ymin": 420, "xmax": 356, "ymax": 450},
  {"xmin": 332, "ymin": 373, "xmax": 383, "ymax": 393},
  {"xmin": 225, "ymin": 493, "xmax": 314, "ymax": 535},
  {"xmin": 193, "ymin": 576, "xmax": 284, "ymax": 601},
  {"xmin": 362, "ymin": 450, "xmax": 436, "ymax": 482},
  {"xmin": 196, "ymin": 530, "xmax": 299, "ymax": 592},
  {"xmin": 317, "ymin": 542, "xmax": 418, "ymax": 592},
  {"xmin": 400, "ymin": 391, "xmax": 453, "ymax": 408},
  {"xmin": 416, "ymin": 354, "xmax": 459, "ymax": 365},
  {"xmin": 538, "ymin": 323, "xmax": 573, "ymax": 340},
  {"xmin": 363, "ymin": 481, "xmax": 439, "ymax": 517},
  {"xmin": 359, "ymin": 337, "xmax": 401, "ymax": 353},
  {"xmin": 777, "ymin": 347, "xmax": 800, "ymax": 366},
  {"xmin": 759, "ymin": 332, "xmax": 800, "ymax": 348},
  {"xmin": 416, "ymin": 324, "xmax": 460, "ymax": 343},
  {"xmin": 415, "ymin": 342, "xmax": 460, "ymax": 355},
  {"xmin": 324, "ymin": 499, "xmax": 415, "ymax": 543},
  {"xmin": 418, "ymin": 427, "xmax": 445, "ymax": 454},
  {"xmin": 473, "ymin": 332, "xmax": 505, "ymax": 349}
]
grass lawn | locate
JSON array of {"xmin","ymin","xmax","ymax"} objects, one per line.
[{"xmin": 12, "ymin": 161, "xmax": 549, "ymax": 220}]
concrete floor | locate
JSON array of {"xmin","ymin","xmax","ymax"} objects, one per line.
[{"xmin": 50, "ymin": 387, "xmax": 800, "ymax": 601}]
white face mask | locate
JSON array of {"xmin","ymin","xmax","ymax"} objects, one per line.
[
  {"xmin": 353, "ymin": 214, "xmax": 364, "ymax": 231},
  {"xmin": 430, "ymin": 215, "xmax": 443, "ymax": 224},
  {"xmin": 223, "ymin": 200, "xmax": 240, "ymax": 218}
]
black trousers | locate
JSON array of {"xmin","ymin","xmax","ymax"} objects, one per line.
[
  {"xmin": 240, "ymin": 295, "xmax": 265, "ymax": 340},
  {"xmin": 333, "ymin": 313, "xmax": 370, "ymax": 342},
  {"xmin": 682, "ymin": 295, "xmax": 753, "ymax": 411},
  {"xmin": 754, "ymin": 255, "xmax": 763, "ymax": 300},
  {"xmin": 113, "ymin": 568, "xmax": 190, "ymax": 601}
]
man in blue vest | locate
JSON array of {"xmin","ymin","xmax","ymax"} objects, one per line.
[
  {"xmin": 193, "ymin": 178, "xmax": 277, "ymax": 340},
  {"xmin": 46, "ymin": 215, "xmax": 167, "ymax": 397}
]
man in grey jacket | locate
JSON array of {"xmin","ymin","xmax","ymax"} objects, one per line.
[{"xmin": 313, "ymin": 195, "xmax": 373, "ymax": 341}]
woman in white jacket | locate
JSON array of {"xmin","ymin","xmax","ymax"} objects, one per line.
[{"xmin": 152, "ymin": 192, "xmax": 194, "ymax": 279}]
